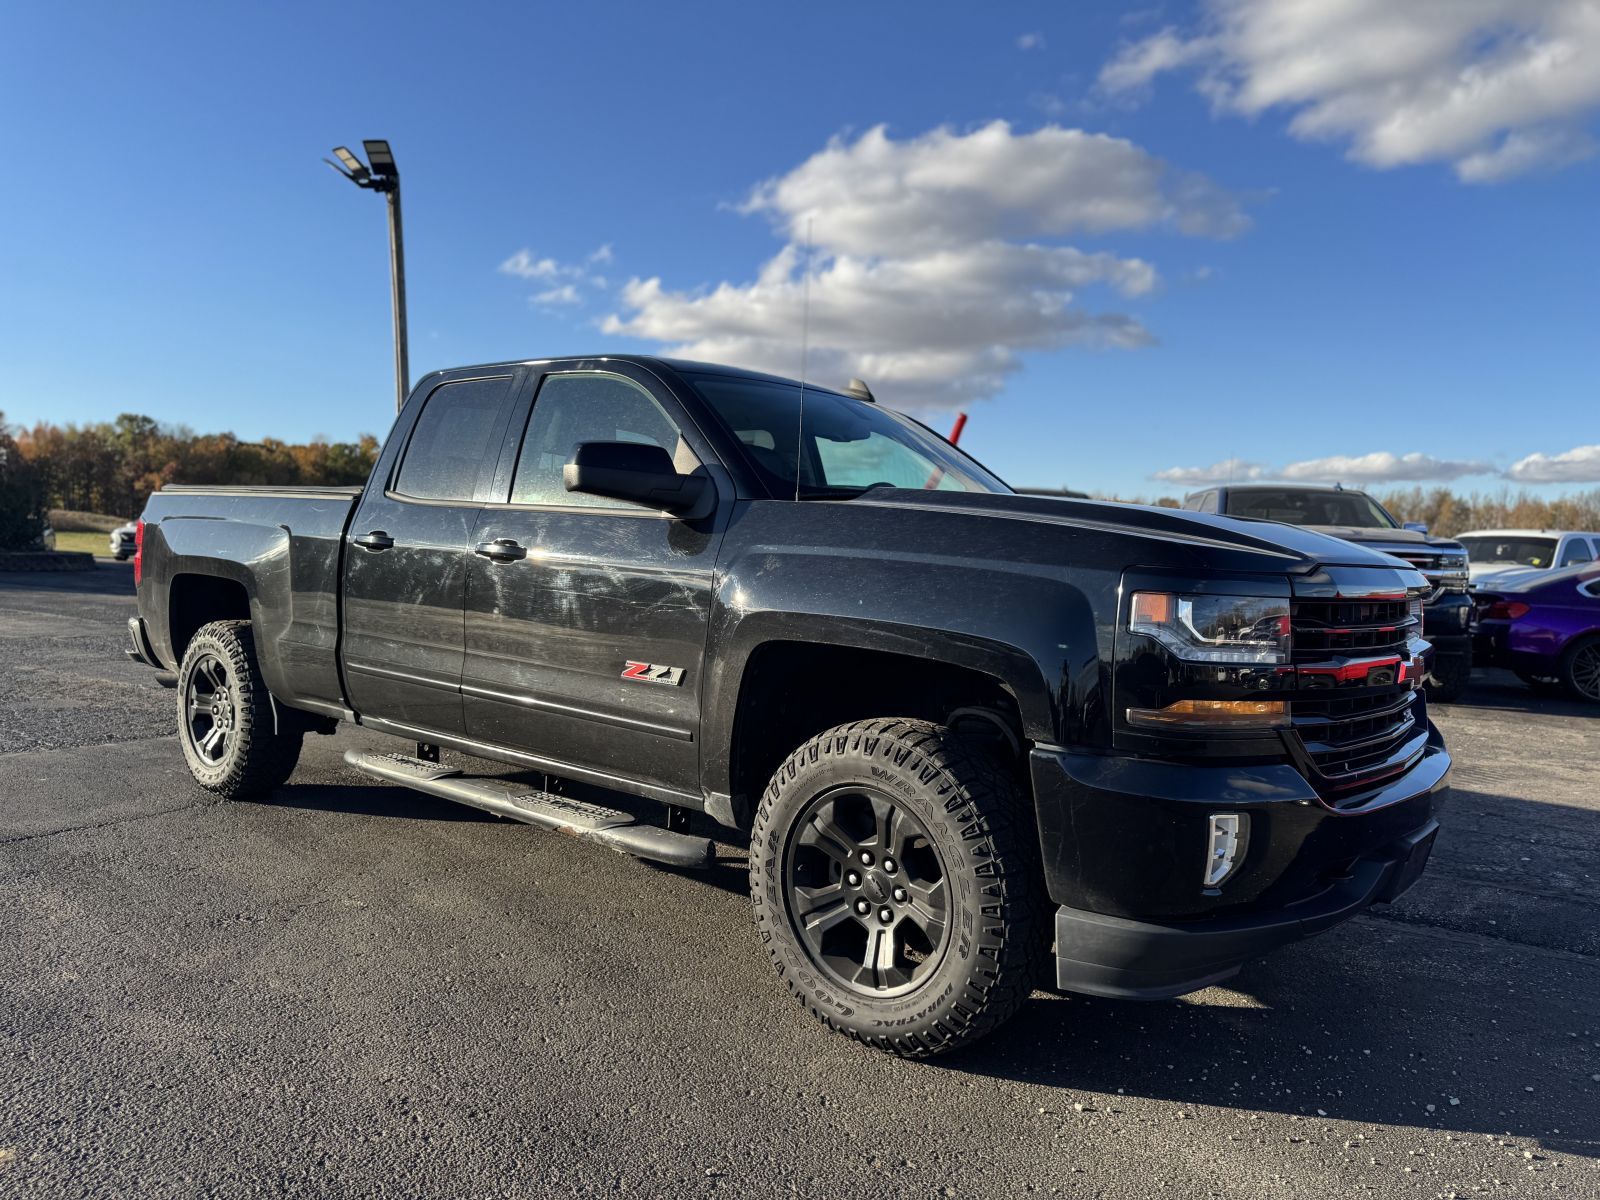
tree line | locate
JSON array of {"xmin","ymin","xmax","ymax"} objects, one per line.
[
  {"xmin": 1368, "ymin": 486, "xmax": 1600, "ymax": 538},
  {"xmin": 1096, "ymin": 486, "xmax": 1600, "ymax": 538},
  {"xmin": 1, "ymin": 411, "xmax": 380, "ymax": 523},
  {"xmin": 5, "ymin": 407, "xmax": 1597, "ymax": 547}
]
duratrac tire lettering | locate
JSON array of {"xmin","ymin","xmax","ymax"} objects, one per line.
[{"xmin": 749, "ymin": 718, "xmax": 1048, "ymax": 1057}]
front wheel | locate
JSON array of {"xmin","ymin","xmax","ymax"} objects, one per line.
[
  {"xmin": 176, "ymin": 620, "xmax": 303, "ymax": 798},
  {"xmin": 750, "ymin": 718, "xmax": 1047, "ymax": 1057},
  {"xmin": 1425, "ymin": 651, "xmax": 1472, "ymax": 704}
]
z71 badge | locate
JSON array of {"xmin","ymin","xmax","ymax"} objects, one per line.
[{"xmin": 621, "ymin": 661, "xmax": 684, "ymax": 686}]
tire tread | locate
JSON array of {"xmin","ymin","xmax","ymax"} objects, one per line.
[{"xmin": 750, "ymin": 717, "xmax": 1049, "ymax": 1058}]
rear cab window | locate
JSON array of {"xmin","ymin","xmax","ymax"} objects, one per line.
[{"xmin": 394, "ymin": 376, "xmax": 515, "ymax": 502}]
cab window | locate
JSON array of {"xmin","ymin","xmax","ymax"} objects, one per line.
[
  {"xmin": 1559, "ymin": 538, "xmax": 1595, "ymax": 568},
  {"xmin": 509, "ymin": 372, "xmax": 699, "ymax": 509},
  {"xmin": 394, "ymin": 376, "xmax": 513, "ymax": 501}
]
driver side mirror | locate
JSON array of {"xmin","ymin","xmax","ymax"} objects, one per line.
[
  {"xmin": 563, "ymin": 441, "xmax": 713, "ymax": 518},
  {"xmin": 1403, "ymin": 521, "xmax": 1429, "ymax": 535}
]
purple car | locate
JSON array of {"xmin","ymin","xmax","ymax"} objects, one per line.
[{"xmin": 1472, "ymin": 564, "xmax": 1600, "ymax": 702}]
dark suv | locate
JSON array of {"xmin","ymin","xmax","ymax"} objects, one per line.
[{"xmin": 1183, "ymin": 484, "xmax": 1472, "ymax": 700}]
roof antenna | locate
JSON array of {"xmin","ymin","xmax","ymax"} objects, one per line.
[{"xmin": 794, "ymin": 216, "xmax": 813, "ymax": 503}]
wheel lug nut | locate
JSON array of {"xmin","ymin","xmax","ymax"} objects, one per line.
[
  {"xmin": 893, "ymin": 886, "xmax": 907, "ymax": 903},
  {"xmin": 855, "ymin": 898, "xmax": 870, "ymax": 915},
  {"xmin": 845, "ymin": 871, "xmax": 861, "ymax": 887},
  {"xmin": 878, "ymin": 907, "xmax": 893, "ymax": 924},
  {"xmin": 858, "ymin": 851, "xmax": 874, "ymax": 866},
  {"xmin": 883, "ymin": 857, "xmax": 897, "ymax": 874}
]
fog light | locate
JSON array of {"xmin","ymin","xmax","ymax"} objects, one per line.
[{"xmin": 1204, "ymin": 812, "xmax": 1248, "ymax": 889}]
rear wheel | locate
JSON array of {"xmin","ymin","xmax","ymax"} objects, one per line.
[
  {"xmin": 176, "ymin": 620, "xmax": 303, "ymax": 798},
  {"xmin": 749, "ymin": 718, "xmax": 1046, "ymax": 1057},
  {"xmin": 1559, "ymin": 636, "xmax": 1600, "ymax": 703}
]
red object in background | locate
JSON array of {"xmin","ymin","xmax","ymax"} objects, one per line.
[
  {"xmin": 923, "ymin": 412, "xmax": 970, "ymax": 489},
  {"xmin": 1484, "ymin": 600, "xmax": 1530, "ymax": 620},
  {"xmin": 133, "ymin": 519, "xmax": 144, "ymax": 586}
]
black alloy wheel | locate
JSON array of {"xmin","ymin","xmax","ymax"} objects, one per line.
[
  {"xmin": 783, "ymin": 785, "xmax": 950, "ymax": 998},
  {"xmin": 185, "ymin": 652, "xmax": 238, "ymax": 765},
  {"xmin": 176, "ymin": 620, "xmax": 303, "ymax": 798},
  {"xmin": 750, "ymin": 718, "xmax": 1048, "ymax": 1057}
]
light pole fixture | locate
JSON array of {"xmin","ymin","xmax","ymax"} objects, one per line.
[{"xmin": 325, "ymin": 139, "xmax": 410, "ymax": 412}]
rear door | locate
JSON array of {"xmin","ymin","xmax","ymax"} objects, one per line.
[
  {"xmin": 460, "ymin": 364, "xmax": 723, "ymax": 797},
  {"xmin": 340, "ymin": 372, "xmax": 520, "ymax": 735}
]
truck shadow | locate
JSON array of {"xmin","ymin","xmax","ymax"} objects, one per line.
[
  {"xmin": 1439, "ymin": 668, "xmax": 1597, "ymax": 718},
  {"xmin": 935, "ymin": 942, "xmax": 1596, "ymax": 1160}
]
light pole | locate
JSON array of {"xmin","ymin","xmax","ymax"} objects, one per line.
[{"xmin": 326, "ymin": 140, "xmax": 409, "ymax": 412}]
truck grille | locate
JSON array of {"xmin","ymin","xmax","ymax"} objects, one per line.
[
  {"xmin": 1391, "ymin": 552, "xmax": 1469, "ymax": 598},
  {"xmin": 1289, "ymin": 597, "xmax": 1424, "ymax": 799}
]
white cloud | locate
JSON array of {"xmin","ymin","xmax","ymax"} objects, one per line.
[
  {"xmin": 1017, "ymin": 32, "xmax": 1046, "ymax": 51},
  {"xmin": 1280, "ymin": 452, "xmax": 1492, "ymax": 483},
  {"xmin": 1456, "ymin": 125, "xmax": 1597, "ymax": 182},
  {"xmin": 738, "ymin": 121, "xmax": 1248, "ymax": 255},
  {"xmin": 1154, "ymin": 451, "xmax": 1506, "ymax": 487},
  {"xmin": 1505, "ymin": 444, "xmax": 1600, "ymax": 482},
  {"xmin": 1099, "ymin": 29, "xmax": 1215, "ymax": 96},
  {"xmin": 1099, "ymin": 0, "xmax": 1600, "ymax": 182},
  {"xmin": 533, "ymin": 284, "xmax": 581, "ymax": 307},
  {"xmin": 500, "ymin": 249, "xmax": 564, "ymax": 280},
  {"xmin": 500, "ymin": 245, "xmax": 615, "ymax": 306},
  {"xmin": 603, "ymin": 121, "xmax": 1245, "ymax": 409},
  {"xmin": 1151, "ymin": 458, "xmax": 1267, "ymax": 486}
]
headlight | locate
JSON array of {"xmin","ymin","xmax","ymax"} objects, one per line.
[
  {"xmin": 1129, "ymin": 592, "xmax": 1291, "ymax": 665},
  {"xmin": 1407, "ymin": 595, "xmax": 1425, "ymax": 638}
]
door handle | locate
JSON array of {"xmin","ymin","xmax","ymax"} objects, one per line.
[
  {"xmin": 352, "ymin": 530, "xmax": 395, "ymax": 551},
  {"xmin": 473, "ymin": 538, "xmax": 527, "ymax": 562}
]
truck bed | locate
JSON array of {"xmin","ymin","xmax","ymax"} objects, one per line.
[{"xmin": 138, "ymin": 485, "xmax": 362, "ymax": 720}]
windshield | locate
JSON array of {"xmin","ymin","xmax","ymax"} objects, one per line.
[
  {"xmin": 1224, "ymin": 489, "xmax": 1398, "ymax": 529},
  {"xmin": 685, "ymin": 374, "xmax": 1011, "ymax": 499},
  {"xmin": 1458, "ymin": 536, "xmax": 1560, "ymax": 568}
]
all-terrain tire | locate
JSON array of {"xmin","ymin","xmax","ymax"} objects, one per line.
[
  {"xmin": 176, "ymin": 620, "xmax": 303, "ymax": 798},
  {"xmin": 1425, "ymin": 651, "xmax": 1472, "ymax": 704},
  {"xmin": 749, "ymin": 718, "xmax": 1048, "ymax": 1057},
  {"xmin": 1558, "ymin": 634, "xmax": 1600, "ymax": 703}
]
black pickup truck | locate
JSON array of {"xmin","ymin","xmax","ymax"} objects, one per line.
[{"xmin": 126, "ymin": 356, "xmax": 1448, "ymax": 1056}]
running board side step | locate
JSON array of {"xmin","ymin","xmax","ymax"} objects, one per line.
[{"xmin": 343, "ymin": 750, "xmax": 714, "ymax": 870}]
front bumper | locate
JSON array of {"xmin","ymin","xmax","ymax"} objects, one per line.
[
  {"xmin": 1032, "ymin": 731, "xmax": 1448, "ymax": 1000},
  {"xmin": 1053, "ymin": 820, "xmax": 1437, "ymax": 998}
]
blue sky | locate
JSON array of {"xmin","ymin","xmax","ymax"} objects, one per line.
[{"xmin": 2, "ymin": 1, "xmax": 1596, "ymax": 498}]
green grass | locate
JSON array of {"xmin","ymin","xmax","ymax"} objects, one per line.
[{"xmin": 53, "ymin": 530, "xmax": 115, "ymax": 557}]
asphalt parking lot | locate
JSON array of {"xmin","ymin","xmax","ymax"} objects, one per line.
[{"xmin": 2, "ymin": 565, "xmax": 1596, "ymax": 1199}]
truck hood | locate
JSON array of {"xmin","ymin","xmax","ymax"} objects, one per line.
[
  {"xmin": 1468, "ymin": 560, "xmax": 1540, "ymax": 581},
  {"xmin": 1302, "ymin": 525, "xmax": 1426, "ymax": 547},
  {"xmin": 854, "ymin": 489, "xmax": 1407, "ymax": 572},
  {"xmin": 1302, "ymin": 525, "xmax": 1466, "ymax": 554},
  {"xmin": 1471, "ymin": 565, "xmax": 1556, "ymax": 592}
]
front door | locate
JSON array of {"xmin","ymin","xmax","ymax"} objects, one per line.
[
  {"xmin": 461, "ymin": 368, "xmax": 722, "ymax": 797},
  {"xmin": 341, "ymin": 372, "xmax": 519, "ymax": 735}
]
